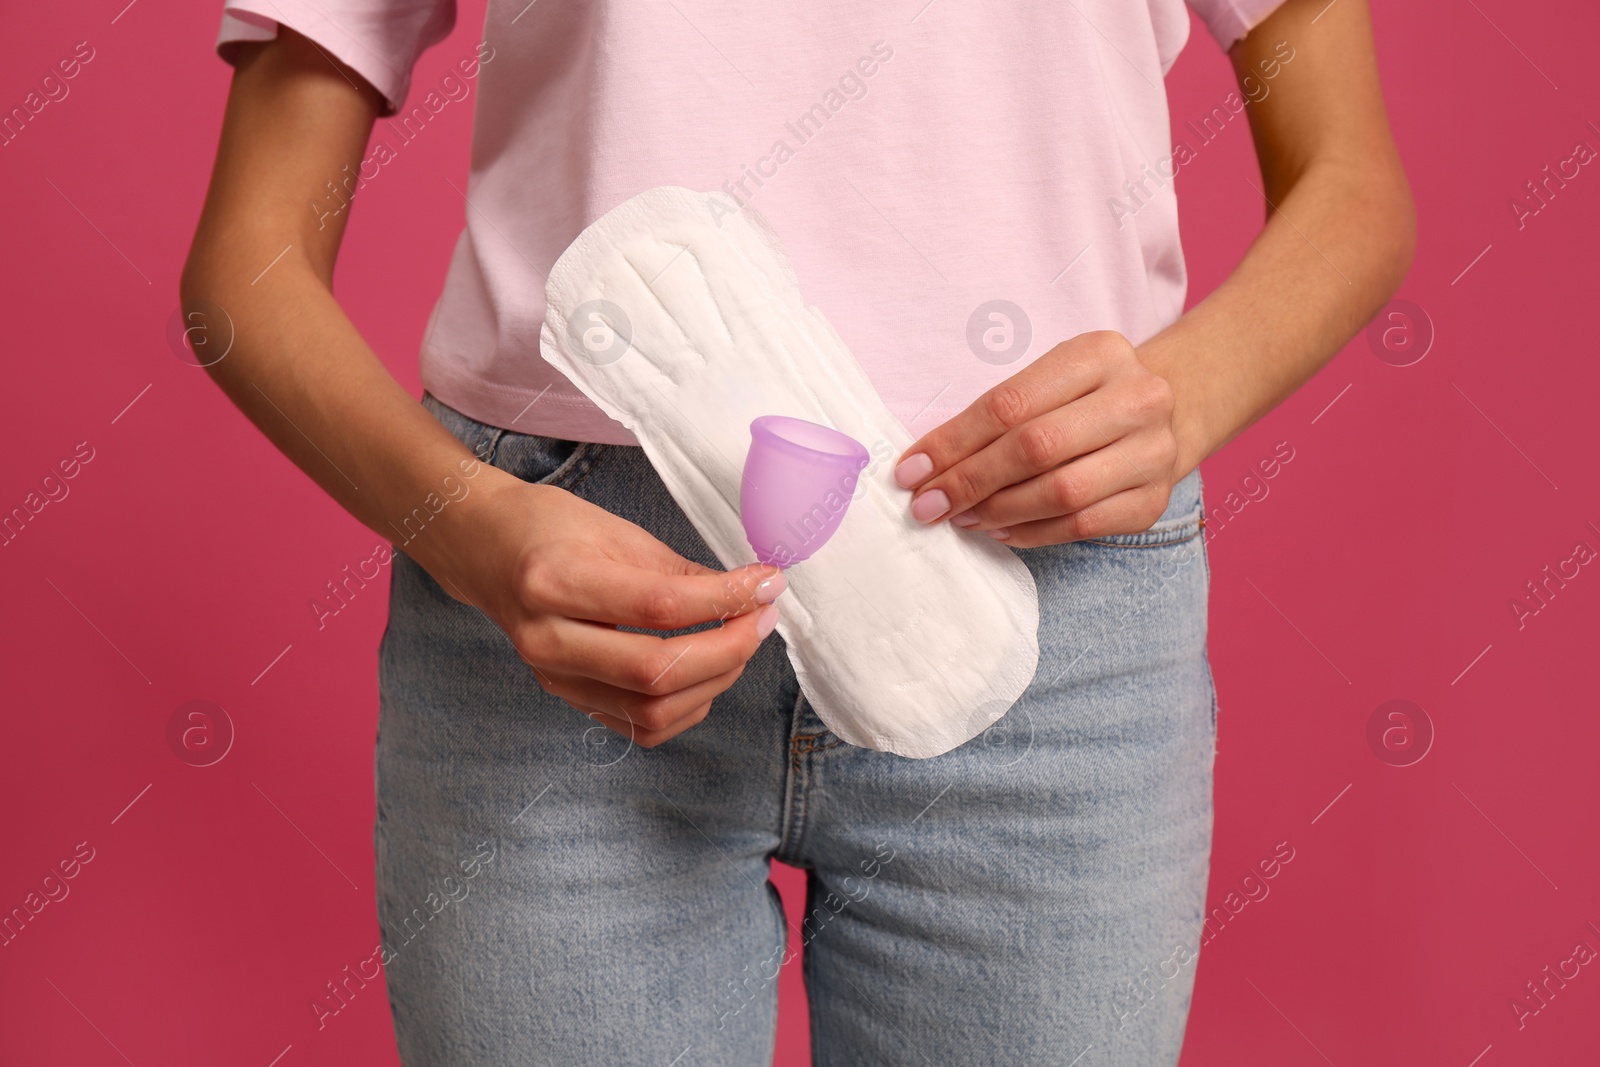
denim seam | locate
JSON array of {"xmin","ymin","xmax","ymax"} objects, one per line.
[
  {"xmin": 794, "ymin": 735, "xmax": 844, "ymax": 755},
  {"xmin": 521, "ymin": 441, "xmax": 588, "ymax": 489},
  {"xmin": 553, "ymin": 444, "xmax": 605, "ymax": 493},
  {"xmin": 775, "ymin": 689, "xmax": 812, "ymax": 867},
  {"xmin": 480, "ymin": 427, "xmax": 509, "ymax": 465},
  {"xmin": 1201, "ymin": 518, "xmax": 1217, "ymax": 734},
  {"xmin": 1206, "ymin": 651, "xmax": 1219, "ymax": 734},
  {"xmin": 1077, "ymin": 495, "xmax": 1207, "ymax": 548},
  {"xmin": 1082, "ymin": 518, "xmax": 1206, "ymax": 549}
]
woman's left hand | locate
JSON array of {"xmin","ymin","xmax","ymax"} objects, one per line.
[{"xmin": 892, "ymin": 330, "xmax": 1182, "ymax": 548}]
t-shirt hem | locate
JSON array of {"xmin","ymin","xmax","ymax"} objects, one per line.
[
  {"xmin": 1197, "ymin": 0, "xmax": 1289, "ymax": 50},
  {"xmin": 420, "ymin": 363, "xmax": 642, "ymax": 445},
  {"xmin": 419, "ymin": 362, "xmax": 974, "ymax": 447},
  {"xmin": 214, "ymin": 2, "xmax": 436, "ymax": 116}
]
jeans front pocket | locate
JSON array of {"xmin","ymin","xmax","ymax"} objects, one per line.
[
  {"xmin": 1016, "ymin": 466, "xmax": 1211, "ymax": 698},
  {"xmin": 421, "ymin": 391, "xmax": 606, "ymax": 491},
  {"xmin": 1077, "ymin": 467, "xmax": 1206, "ymax": 549},
  {"xmin": 1079, "ymin": 502, "xmax": 1206, "ymax": 549},
  {"xmin": 496, "ymin": 432, "xmax": 600, "ymax": 491}
]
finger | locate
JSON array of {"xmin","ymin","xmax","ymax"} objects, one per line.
[
  {"xmin": 529, "ymin": 555, "xmax": 786, "ymax": 630},
  {"xmin": 990, "ymin": 487, "xmax": 1170, "ymax": 548},
  {"xmin": 957, "ymin": 426, "xmax": 1174, "ymax": 530},
  {"xmin": 543, "ymin": 661, "xmax": 746, "ymax": 737},
  {"xmin": 527, "ymin": 602, "xmax": 780, "ymax": 696},
  {"xmin": 892, "ymin": 334, "xmax": 1119, "ymax": 490},
  {"xmin": 956, "ymin": 444, "xmax": 1153, "ymax": 530},
  {"xmin": 578, "ymin": 699, "xmax": 714, "ymax": 748},
  {"xmin": 916, "ymin": 396, "xmax": 1146, "ymax": 525}
]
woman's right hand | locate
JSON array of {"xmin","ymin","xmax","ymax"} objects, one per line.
[{"xmin": 424, "ymin": 474, "xmax": 786, "ymax": 747}]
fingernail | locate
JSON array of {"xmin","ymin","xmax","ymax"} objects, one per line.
[
  {"xmin": 894, "ymin": 453, "xmax": 934, "ymax": 488},
  {"xmin": 756, "ymin": 604, "xmax": 780, "ymax": 639},
  {"xmin": 951, "ymin": 510, "xmax": 979, "ymax": 528},
  {"xmin": 755, "ymin": 572, "xmax": 787, "ymax": 603},
  {"xmin": 911, "ymin": 489, "xmax": 951, "ymax": 523},
  {"xmin": 988, "ymin": 528, "xmax": 1011, "ymax": 540}
]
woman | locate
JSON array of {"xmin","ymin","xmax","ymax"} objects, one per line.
[{"xmin": 185, "ymin": 0, "xmax": 1412, "ymax": 1062}]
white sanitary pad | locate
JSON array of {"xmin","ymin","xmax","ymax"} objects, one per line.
[{"xmin": 538, "ymin": 186, "xmax": 1039, "ymax": 758}]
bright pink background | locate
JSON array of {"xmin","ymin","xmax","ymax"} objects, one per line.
[{"xmin": 4, "ymin": 1, "xmax": 1598, "ymax": 1063}]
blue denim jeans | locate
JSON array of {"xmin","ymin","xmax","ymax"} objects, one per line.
[{"xmin": 375, "ymin": 393, "xmax": 1217, "ymax": 1066}]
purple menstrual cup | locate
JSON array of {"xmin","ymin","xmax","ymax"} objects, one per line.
[{"xmin": 741, "ymin": 416, "xmax": 870, "ymax": 568}]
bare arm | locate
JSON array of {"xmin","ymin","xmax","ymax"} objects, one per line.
[
  {"xmin": 1140, "ymin": 0, "xmax": 1415, "ymax": 473},
  {"xmin": 891, "ymin": 0, "xmax": 1414, "ymax": 546},
  {"xmin": 182, "ymin": 31, "xmax": 485, "ymax": 552},
  {"xmin": 183, "ymin": 29, "xmax": 781, "ymax": 745}
]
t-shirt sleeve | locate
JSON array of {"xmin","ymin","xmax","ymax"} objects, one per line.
[
  {"xmin": 215, "ymin": 0, "xmax": 457, "ymax": 115},
  {"xmin": 1184, "ymin": 0, "xmax": 1289, "ymax": 50}
]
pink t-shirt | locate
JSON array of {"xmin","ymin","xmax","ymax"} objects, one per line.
[{"xmin": 218, "ymin": 0, "xmax": 1285, "ymax": 445}]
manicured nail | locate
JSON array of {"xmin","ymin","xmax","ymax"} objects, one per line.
[
  {"xmin": 756, "ymin": 604, "xmax": 781, "ymax": 639},
  {"xmin": 755, "ymin": 572, "xmax": 787, "ymax": 604},
  {"xmin": 988, "ymin": 528, "xmax": 1011, "ymax": 540},
  {"xmin": 911, "ymin": 489, "xmax": 951, "ymax": 524},
  {"xmin": 894, "ymin": 453, "xmax": 934, "ymax": 488},
  {"xmin": 951, "ymin": 510, "xmax": 979, "ymax": 528}
]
